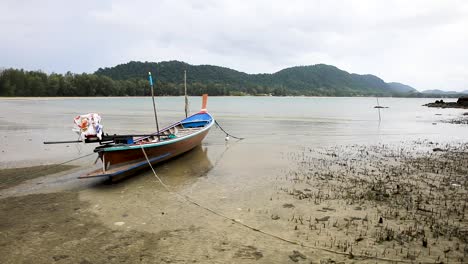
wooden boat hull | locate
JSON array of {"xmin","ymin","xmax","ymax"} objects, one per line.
[{"xmin": 80, "ymin": 112, "xmax": 213, "ymax": 181}]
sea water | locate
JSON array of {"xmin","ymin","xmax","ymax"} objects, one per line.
[{"xmin": 0, "ymin": 96, "xmax": 466, "ymax": 167}]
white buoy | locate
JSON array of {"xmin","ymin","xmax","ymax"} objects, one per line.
[{"xmin": 225, "ymin": 135, "xmax": 230, "ymax": 141}]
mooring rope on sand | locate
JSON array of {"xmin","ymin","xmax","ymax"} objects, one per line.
[
  {"xmin": 140, "ymin": 146, "xmax": 430, "ymax": 264},
  {"xmin": 214, "ymin": 120, "xmax": 245, "ymax": 140}
]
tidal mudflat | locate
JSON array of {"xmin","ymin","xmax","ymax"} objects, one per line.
[{"xmin": 274, "ymin": 140, "xmax": 467, "ymax": 263}]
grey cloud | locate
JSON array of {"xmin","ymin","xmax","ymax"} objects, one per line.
[{"xmin": 1, "ymin": 0, "xmax": 467, "ymax": 91}]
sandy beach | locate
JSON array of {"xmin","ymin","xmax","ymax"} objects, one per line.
[{"xmin": 1, "ymin": 140, "xmax": 466, "ymax": 263}]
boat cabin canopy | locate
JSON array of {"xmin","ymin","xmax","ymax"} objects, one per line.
[{"xmin": 181, "ymin": 112, "xmax": 212, "ymax": 128}]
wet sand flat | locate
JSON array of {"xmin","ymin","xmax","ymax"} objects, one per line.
[
  {"xmin": 0, "ymin": 140, "xmax": 466, "ymax": 263},
  {"xmin": 0, "ymin": 165, "xmax": 76, "ymax": 190},
  {"xmin": 0, "ymin": 192, "xmax": 164, "ymax": 264}
]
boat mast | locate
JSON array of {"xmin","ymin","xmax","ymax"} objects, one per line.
[
  {"xmin": 184, "ymin": 70, "xmax": 189, "ymax": 118},
  {"xmin": 148, "ymin": 72, "xmax": 160, "ymax": 139}
]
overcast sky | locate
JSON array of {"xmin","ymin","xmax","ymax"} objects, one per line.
[{"xmin": 1, "ymin": 0, "xmax": 467, "ymax": 91}]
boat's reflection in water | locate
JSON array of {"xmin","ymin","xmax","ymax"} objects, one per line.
[
  {"xmin": 103, "ymin": 145, "xmax": 214, "ymax": 189},
  {"xmin": 149, "ymin": 145, "xmax": 214, "ymax": 186}
]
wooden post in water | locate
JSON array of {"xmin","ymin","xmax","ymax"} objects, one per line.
[
  {"xmin": 148, "ymin": 72, "xmax": 160, "ymax": 139},
  {"xmin": 184, "ymin": 70, "xmax": 189, "ymax": 118},
  {"xmin": 376, "ymin": 97, "xmax": 381, "ymax": 122}
]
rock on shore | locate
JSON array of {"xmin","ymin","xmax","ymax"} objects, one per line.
[{"xmin": 424, "ymin": 96, "xmax": 468, "ymax": 109}]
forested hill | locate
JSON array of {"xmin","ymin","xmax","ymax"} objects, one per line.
[
  {"xmin": 95, "ymin": 61, "xmax": 417, "ymax": 96},
  {"xmin": 96, "ymin": 61, "xmax": 249, "ymax": 86},
  {"xmin": 1, "ymin": 60, "xmax": 421, "ymax": 96}
]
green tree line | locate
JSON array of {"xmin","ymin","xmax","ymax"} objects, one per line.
[{"xmin": 0, "ymin": 68, "xmax": 290, "ymax": 97}]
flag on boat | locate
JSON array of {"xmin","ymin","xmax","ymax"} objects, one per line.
[{"xmin": 73, "ymin": 113, "xmax": 103, "ymax": 140}]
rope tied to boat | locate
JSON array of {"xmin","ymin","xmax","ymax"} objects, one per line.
[{"xmin": 214, "ymin": 120, "xmax": 245, "ymax": 140}]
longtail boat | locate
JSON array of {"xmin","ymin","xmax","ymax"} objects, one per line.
[
  {"xmin": 44, "ymin": 70, "xmax": 215, "ymax": 181},
  {"xmin": 80, "ymin": 94, "xmax": 214, "ymax": 181},
  {"xmin": 44, "ymin": 94, "xmax": 214, "ymax": 181}
]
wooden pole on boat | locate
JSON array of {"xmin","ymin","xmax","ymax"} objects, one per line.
[
  {"xmin": 148, "ymin": 72, "xmax": 160, "ymax": 138},
  {"xmin": 201, "ymin": 94, "xmax": 208, "ymax": 112},
  {"xmin": 184, "ymin": 70, "xmax": 189, "ymax": 118}
]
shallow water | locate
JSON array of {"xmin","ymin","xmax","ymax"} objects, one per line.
[
  {"xmin": 0, "ymin": 96, "xmax": 466, "ymax": 166},
  {"xmin": 1, "ymin": 96, "xmax": 467, "ymax": 203},
  {"xmin": 1, "ymin": 96, "xmax": 467, "ymax": 193}
]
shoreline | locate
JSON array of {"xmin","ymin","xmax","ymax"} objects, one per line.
[{"xmin": 0, "ymin": 95, "xmax": 463, "ymax": 100}]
